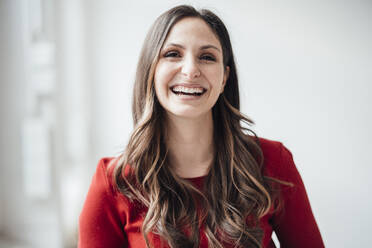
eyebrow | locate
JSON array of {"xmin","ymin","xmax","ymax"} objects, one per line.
[{"xmin": 164, "ymin": 43, "xmax": 221, "ymax": 53}]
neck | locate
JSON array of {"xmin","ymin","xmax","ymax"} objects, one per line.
[{"xmin": 165, "ymin": 112, "xmax": 214, "ymax": 178}]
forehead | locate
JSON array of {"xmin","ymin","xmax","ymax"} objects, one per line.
[{"xmin": 163, "ymin": 17, "xmax": 221, "ymax": 48}]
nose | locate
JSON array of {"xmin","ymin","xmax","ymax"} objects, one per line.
[{"xmin": 181, "ymin": 56, "xmax": 201, "ymax": 79}]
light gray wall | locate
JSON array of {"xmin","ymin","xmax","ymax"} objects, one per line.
[
  {"xmin": 0, "ymin": 0, "xmax": 27, "ymax": 238},
  {"xmin": 0, "ymin": 0, "xmax": 10, "ymax": 236},
  {"xmin": 0, "ymin": 0, "xmax": 62, "ymax": 247}
]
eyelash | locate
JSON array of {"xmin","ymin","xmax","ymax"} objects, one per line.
[
  {"xmin": 164, "ymin": 51, "xmax": 180, "ymax": 58},
  {"xmin": 163, "ymin": 50, "xmax": 216, "ymax": 62},
  {"xmin": 200, "ymin": 54, "xmax": 216, "ymax": 61}
]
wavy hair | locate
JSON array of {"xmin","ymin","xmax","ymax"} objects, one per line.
[{"xmin": 113, "ymin": 5, "xmax": 279, "ymax": 248}]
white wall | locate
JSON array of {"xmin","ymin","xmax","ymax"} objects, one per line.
[{"xmin": 85, "ymin": 0, "xmax": 372, "ymax": 247}]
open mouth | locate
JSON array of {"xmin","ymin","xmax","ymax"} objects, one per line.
[{"xmin": 170, "ymin": 85, "xmax": 206, "ymax": 96}]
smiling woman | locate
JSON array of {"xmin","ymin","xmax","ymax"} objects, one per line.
[{"xmin": 78, "ymin": 5, "xmax": 325, "ymax": 248}]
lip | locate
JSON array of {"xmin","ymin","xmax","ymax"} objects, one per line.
[
  {"xmin": 169, "ymin": 83, "xmax": 207, "ymax": 90},
  {"xmin": 171, "ymin": 92, "xmax": 204, "ymax": 100}
]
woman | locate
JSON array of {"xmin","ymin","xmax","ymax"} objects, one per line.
[{"xmin": 79, "ymin": 5, "xmax": 324, "ymax": 248}]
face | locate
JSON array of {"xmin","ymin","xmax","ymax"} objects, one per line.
[{"xmin": 154, "ymin": 17, "xmax": 229, "ymax": 120}]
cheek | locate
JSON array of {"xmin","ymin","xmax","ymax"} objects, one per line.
[
  {"xmin": 204, "ymin": 66, "xmax": 225, "ymax": 87},
  {"xmin": 154, "ymin": 66, "xmax": 174, "ymax": 101},
  {"xmin": 154, "ymin": 62, "xmax": 177, "ymax": 85},
  {"xmin": 154, "ymin": 67, "xmax": 166, "ymax": 93}
]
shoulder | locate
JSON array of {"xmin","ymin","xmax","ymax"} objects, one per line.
[
  {"xmin": 80, "ymin": 157, "xmax": 131, "ymax": 219},
  {"xmin": 92, "ymin": 157, "xmax": 117, "ymax": 189},
  {"xmin": 88, "ymin": 157, "xmax": 128, "ymax": 201},
  {"xmin": 257, "ymin": 137, "xmax": 298, "ymax": 182},
  {"xmin": 257, "ymin": 137, "xmax": 283, "ymax": 160},
  {"xmin": 79, "ymin": 157, "xmax": 130, "ymax": 245}
]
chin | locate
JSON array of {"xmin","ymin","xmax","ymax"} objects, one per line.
[{"xmin": 165, "ymin": 108, "xmax": 212, "ymax": 120}]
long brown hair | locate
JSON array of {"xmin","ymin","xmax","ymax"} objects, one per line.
[{"xmin": 114, "ymin": 5, "xmax": 275, "ymax": 248}]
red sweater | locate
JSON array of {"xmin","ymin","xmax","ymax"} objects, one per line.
[{"xmin": 78, "ymin": 138, "xmax": 324, "ymax": 247}]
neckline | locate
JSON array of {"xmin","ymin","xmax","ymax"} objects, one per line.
[
  {"xmin": 182, "ymin": 175, "xmax": 207, "ymax": 188},
  {"xmin": 182, "ymin": 174, "xmax": 207, "ymax": 180}
]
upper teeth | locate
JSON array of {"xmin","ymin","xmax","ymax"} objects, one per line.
[{"xmin": 172, "ymin": 86, "xmax": 204, "ymax": 94}]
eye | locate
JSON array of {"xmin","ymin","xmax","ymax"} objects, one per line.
[
  {"xmin": 200, "ymin": 54, "xmax": 216, "ymax": 62},
  {"xmin": 164, "ymin": 50, "xmax": 181, "ymax": 58}
]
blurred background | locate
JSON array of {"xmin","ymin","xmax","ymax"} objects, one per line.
[{"xmin": 0, "ymin": 0, "xmax": 371, "ymax": 247}]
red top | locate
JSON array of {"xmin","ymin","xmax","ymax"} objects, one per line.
[{"xmin": 78, "ymin": 138, "xmax": 325, "ymax": 247}]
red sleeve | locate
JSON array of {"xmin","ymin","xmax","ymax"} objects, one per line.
[
  {"xmin": 78, "ymin": 158, "xmax": 128, "ymax": 248},
  {"xmin": 271, "ymin": 144, "xmax": 325, "ymax": 248}
]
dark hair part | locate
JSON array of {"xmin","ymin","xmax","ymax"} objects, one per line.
[{"xmin": 114, "ymin": 5, "xmax": 279, "ymax": 248}]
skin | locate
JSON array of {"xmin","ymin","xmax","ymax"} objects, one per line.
[{"xmin": 154, "ymin": 17, "xmax": 230, "ymax": 178}]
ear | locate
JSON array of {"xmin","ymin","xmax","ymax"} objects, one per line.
[{"xmin": 221, "ymin": 66, "xmax": 230, "ymax": 93}]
